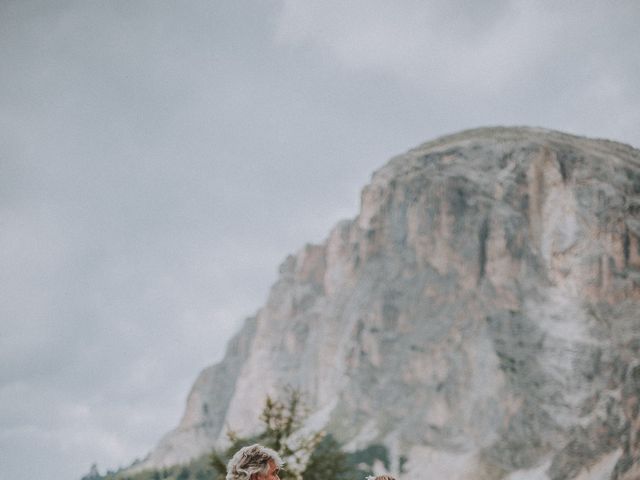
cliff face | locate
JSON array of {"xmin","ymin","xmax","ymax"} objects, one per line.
[{"xmin": 134, "ymin": 127, "xmax": 640, "ymax": 479}]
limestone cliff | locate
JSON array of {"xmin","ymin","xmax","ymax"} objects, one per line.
[{"xmin": 133, "ymin": 127, "xmax": 640, "ymax": 480}]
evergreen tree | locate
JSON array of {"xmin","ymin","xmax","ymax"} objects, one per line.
[
  {"xmin": 81, "ymin": 463, "xmax": 101, "ymax": 480},
  {"xmin": 302, "ymin": 435, "xmax": 357, "ymax": 480},
  {"xmin": 176, "ymin": 467, "xmax": 190, "ymax": 480},
  {"xmin": 210, "ymin": 388, "xmax": 355, "ymax": 480},
  {"xmin": 87, "ymin": 389, "xmax": 358, "ymax": 480}
]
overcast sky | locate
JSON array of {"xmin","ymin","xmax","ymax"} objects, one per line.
[{"xmin": 1, "ymin": 1, "xmax": 639, "ymax": 479}]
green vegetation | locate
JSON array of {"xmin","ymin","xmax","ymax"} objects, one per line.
[
  {"xmin": 86, "ymin": 389, "xmax": 390, "ymax": 480},
  {"xmin": 85, "ymin": 455, "xmax": 215, "ymax": 480},
  {"xmin": 209, "ymin": 388, "xmax": 338, "ymax": 480}
]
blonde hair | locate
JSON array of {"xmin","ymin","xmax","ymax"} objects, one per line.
[{"xmin": 226, "ymin": 444, "xmax": 284, "ymax": 480}]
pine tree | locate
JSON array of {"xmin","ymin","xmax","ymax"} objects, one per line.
[{"xmin": 209, "ymin": 388, "xmax": 355, "ymax": 480}]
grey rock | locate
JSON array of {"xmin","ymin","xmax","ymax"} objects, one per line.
[{"xmin": 130, "ymin": 127, "xmax": 640, "ymax": 479}]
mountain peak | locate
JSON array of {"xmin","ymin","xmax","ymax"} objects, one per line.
[{"xmin": 130, "ymin": 128, "xmax": 640, "ymax": 480}]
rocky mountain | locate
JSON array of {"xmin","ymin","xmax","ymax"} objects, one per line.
[{"xmin": 131, "ymin": 127, "xmax": 640, "ymax": 479}]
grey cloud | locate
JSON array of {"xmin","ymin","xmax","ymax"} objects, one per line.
[
  {"xmin": 274, "ymin": 0, "xmax": 640, "ymax": 144},
  {"xmin": 2, "ymin": 1, "xmax": 639, "ymax": 479}
]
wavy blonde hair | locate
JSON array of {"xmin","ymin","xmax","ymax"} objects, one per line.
[{"xmin": 226, "ymin": 444, "xmax": 284, "ymax": 480}]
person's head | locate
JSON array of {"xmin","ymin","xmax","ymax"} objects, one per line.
[{"xmin": 226, "ymin": 444, "xmax": 283, "ymax": 480}]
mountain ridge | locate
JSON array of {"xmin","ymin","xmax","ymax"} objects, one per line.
[{"xmin": 130, "ymin": 127, "xmax": 640, "ymax": 480}]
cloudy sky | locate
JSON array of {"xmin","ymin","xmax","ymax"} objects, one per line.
[{"xmin": 1, "ymin": 1, "xmax": 639, "ymax": 479}]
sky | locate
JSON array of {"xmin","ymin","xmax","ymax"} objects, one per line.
[{"xmin": 1, "ymin": 1, "xmax": 639, "ymax": 479}]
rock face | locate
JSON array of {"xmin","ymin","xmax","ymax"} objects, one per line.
[{"xmin": 133, "ymin": 127, "xmax": 640, "ymax": 479}]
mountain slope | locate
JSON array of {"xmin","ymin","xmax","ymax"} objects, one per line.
[{"xmin": 132, "ymin": 127, "xmax": 640, "ymax": 480}]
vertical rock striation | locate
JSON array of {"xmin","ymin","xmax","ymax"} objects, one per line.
[{"xmin": 131, "ymin": 127, "xmax": 640, "ymax": 479}]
